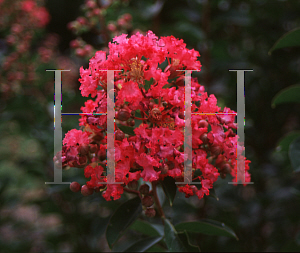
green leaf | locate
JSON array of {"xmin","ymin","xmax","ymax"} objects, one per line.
[
  {"xmin": 135, "ymin": 110, "xmax": 142, "ymax": 119},
  {"xmin": 130, "ymin": 219, "xmax": 164, "ymax": 237},
  {"xmin": 208, "ymin": 187, "xmax": 219, "ymax": 201},
  {"xmin": 177, "ymin": 231, "xmax": 201, "ymax": 252},
  {"xmin": 269, "ymin": 27, "xmax": 300, "ymax": 55},
  {"xmin": 144, "ymin": 78, "xmax": 153, "ymax": 91},
  {"xmin": 118, "ymin": 124, "xmax": 135, "ymax": 136},
  {"xmin": 161, "ymin": 176, "xmax": 177, "ymax": 206},
  {"xmin": 271, "ymin": 84, "xmax": 300, "ymax": 108},
  {"xmin": 175, "ymin": 220, "xmax": 238, "ymax": 240},
  {"xmin": 106, "ymin": 197, "xmax": 142, "ymax": 249},
  {"xmin": 276, "ymin": 131, "xmax": 300, "ymax": 152},
  {"xmin": 123, "ymin": 236, "xmax": 163, "ymax": 252},
  {"xmin": 289, "ymin": 137, "xmax": 300, "ymax": 172},
  {"xmin": 164, "ymin": 218, "xmax": 187, "ymax": 252},
  {"xmin": 146, "ymin": 244, "xmax": 167, "ymax": 252}
]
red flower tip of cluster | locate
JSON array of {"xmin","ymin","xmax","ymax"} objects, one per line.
[{"xmin": 60, "ymin": 31, "xmax": 251, "ymax": 201}]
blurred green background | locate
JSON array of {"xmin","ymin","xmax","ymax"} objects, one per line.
[{"xmin": 0, "ymin": 0, "xmax": 300, "ymax": 252}]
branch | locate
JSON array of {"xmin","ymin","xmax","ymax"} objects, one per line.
[{"xmin": 152, "ymin": 181, "xmax": 165, "ymax": 224}]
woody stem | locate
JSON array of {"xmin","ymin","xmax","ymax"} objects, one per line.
[{"xmin": 152, "ymin": 181, "xmax": 165, "ymax": 224}]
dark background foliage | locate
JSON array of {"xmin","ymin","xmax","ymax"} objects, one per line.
[{"xmin": 0, "ymin": 0, "xmax": 300, "ymax": 252}]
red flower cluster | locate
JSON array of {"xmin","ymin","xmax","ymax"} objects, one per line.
[
  {"xmin": 59, "ymin": 31, "xmax": 251, "ymax": 201},
  {"xmin": 0, "ymin": 0, "xmax": 50, "ymax": 96}
]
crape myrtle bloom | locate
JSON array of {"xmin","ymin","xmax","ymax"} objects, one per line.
[{"xmin": 60, "ymin": 31, "xmax": 251, "ymax": 201}]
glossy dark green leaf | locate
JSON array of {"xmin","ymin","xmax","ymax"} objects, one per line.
[
  {"xmin": 123, "ymin": 236, "xmax": 163, "ymax": 252},
  {"xmin": 177, "ymin": 231, "xmax": 201, "ymax": 252},
  {"xmin": 271, "ymin": 84, "xmax": 300, "ymax": 108},
  {"xmin": 130, "ymin": 219, "xmax": 163, "ymax": 237},
  {"xmin": 276, "ymin": 131, "xmax": 300, "ymax": 152},
  {"xmin": 289, "ymin": 137, "xmax": 300, "ymax": 172},
  {"xmin": 175, "ymin": 219, "xmax": 238, "ymax": 240},
  {"xmin": 118, "ymin": 124, "xmax": 135, "ymax": 136},
  {"xmin": 164, "ymin": 218, "xmax": 187, "ymax": 252},
  {"xmin": 161, "ymin": 176, "xmax": 177, "ymax": 206},
  {"xmin": 269, "ymin": 27, "xmax": 300, "ymax": 54},
  {"xmin": 106, "ymin": 197, "xmax": 142, "ymax": 249}
]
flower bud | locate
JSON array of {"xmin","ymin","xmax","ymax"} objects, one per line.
[
  {"xmin": 77, "ymin": 155, "xmax": 87, "ymax": 167},
  {"xmin": 90, "ymin": 132, "xmax": 104, "ymax": 143},
  {"xmin": 98, "ymin": 149, "xmax": 107, "ymax": 161},
  {"xmin": 145, "ymin": 208, "xmax": 156, "ymax": 218},
  {"xmin": 208, "ymin": 156, "xmax": 214, "ymax": 164},
  {"xmin": 86, "ymin": 0, "xmax": 96, "ymax": 9},
  {"xmin": 84, "ymin": 44, "xmax": 93, "ymax": 56},
  {"xmin": 107, "ymin": 23, "xmax": 117, "ymax": 32},
  {"xmin": 115, "ymin": 129, "xmax": 125, "ymax": 141},
  {"xmin": 211, "ymin": 145, "xmax": 222, "ymax": 156},
  {"xmin": 123, "ymin": 13, "xmax": 132, "ymax": 22},
  {"xmin": 128, "ymin": 119, "xmax": 135, "ymax": 127},
  {"xmin": 75, "ymin": 48, "xmax": 86, "ymax": 57},
  {"xmin": 70, "ymin": 182, "xmax": 81, "ymax": 192},
  {"xmin": 77, "ymin": 17, "xmax": 87, "ymax": 25},
  {"xmin": 70, "ymin": 39, "xmax": 80, "ymax": 48},
  {"xmin": 199, "ymin": 120, "xmax": 208, "ymax": 128},
  {"xmin": 79, "ymin": 144, "xmax": 89, "ymax": 155},
  {"xmin": 220, "ymin": 172, "xmax": 227, "ymax": 179},
  {"xmin": 128, "ymin": 180, "xmax": 139, "ymax": 190},
  {"xmin": 117, "ymin": 109, "xmax": 131, "ymax": 121},
  {"xmin": 200, "ymin": 133, "xmax": 208, "ymax": 144},
  {"xmin": 139, "ymin": 184, "xmax": 150, "ymax": 195},
  {"xmin": 149, "ymin": 102, "xmax": 155, "ymax": 108},
  {"xmin": 81, "ymin": 185, "xmax": 94, "ymax": 196},
  {"xmin": 142, "ymin": 196, "xmax": 154, "ymax": 207},
  {"xmin": 93, "ymin": 8, "xmax": 101, "ymax": 16},
  {"xmin": 221, "ymin": 163, "xmax": 231, "ymax": 174},
  {"xmin": 89, "ymin": 144, "xmax": 98, "ymax": 153}
]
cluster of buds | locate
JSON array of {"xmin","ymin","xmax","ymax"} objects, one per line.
[
  {"xmin": 70, "ymin": 38, "xmax": 94, "ymax": 58},
  {"xmin": 139, "ymin": 184, "xmax": 156, "ymax": 218},
  {"xmin": 67, "ymin": 0, "xmax": 103, "ymax": 34},
  {"xmin": 0, "ymin": 0, "xmax": 50, "ymax": 96},
  {"xmin": 58, "ymin": 31, "xmax": 251, "ymax": 204},
  {"xmin": 107, "ymin": 13, "xmax": 132, "ymax": 37},
  {"xmin": 67, "ymin": 0, "xmax": 132, "ymax": 59}
]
